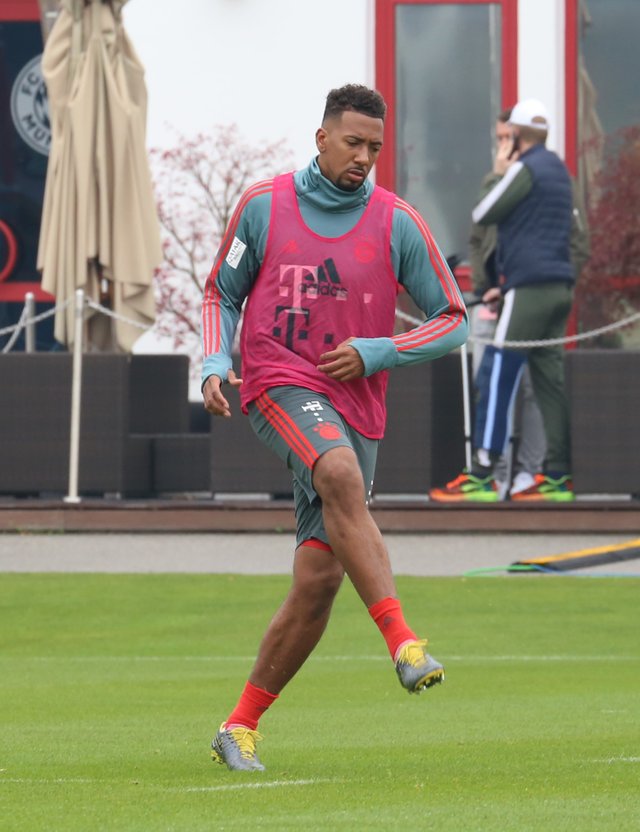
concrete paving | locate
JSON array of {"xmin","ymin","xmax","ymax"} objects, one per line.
[{"xmin": 1, "ymin": 531, "xmax": 639, "ymax": 576}]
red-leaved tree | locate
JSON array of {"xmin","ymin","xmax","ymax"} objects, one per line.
[
  {"xmin": 150, "ymin": 125, "xmax": 294, "ymax": 380},
  {"xmin": 575, "ymin": 124, "xmax": 640, "ymax": 346}
]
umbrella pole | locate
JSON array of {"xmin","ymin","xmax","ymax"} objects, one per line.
[
  {"xmin": 64, "ymin": 289, "xmax": 85, "ymax": 504},
  {"xmin": 460, "ymin": 343, "xmax": 472, "ymax": 471}
]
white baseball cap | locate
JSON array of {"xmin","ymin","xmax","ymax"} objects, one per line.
[{"xmin": 509, "ymin": 98, "xmax": 550, "ymax": 130}]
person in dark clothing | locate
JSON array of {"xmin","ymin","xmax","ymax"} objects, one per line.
[
  {"xmin": 467, "ymin": 107, "xmax": 547, "ymax": 500},
  {"xmin": 430, "ymin": 98, "xmax": 580, "ymax": 502}
]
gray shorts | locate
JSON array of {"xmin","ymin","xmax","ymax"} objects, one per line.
[{"xmin": 248, "ymin": 386, "xmax": 379, "ymax": 548}]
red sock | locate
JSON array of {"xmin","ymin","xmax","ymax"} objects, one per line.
[
  {"xmin": 368, "ymin": 596, "xmax": 418, "ymax": 660},
  {"xmin": 225, "ymin": 681, "xmax": 279, "ymax": 731}
]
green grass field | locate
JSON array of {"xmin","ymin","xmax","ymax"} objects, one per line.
[{"xmin": 1, "ymin": 572, "xmax": 639, "ymax": 831}]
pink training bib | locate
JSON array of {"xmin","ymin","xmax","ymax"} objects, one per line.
[{"xmin": 239, "ymin": 173, "xmax": 397, "ymax": 438}]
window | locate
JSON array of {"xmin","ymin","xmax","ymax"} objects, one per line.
[
  {"xmin": 568, "ymin": 0, "xmax": 640, "ymax": 345},
  {"xmin": 376, "ymin": 0, "xmax": 517, "ymax": 265}
]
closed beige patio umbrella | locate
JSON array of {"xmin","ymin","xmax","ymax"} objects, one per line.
[{"xmin": 37, "ymin": 0, "xmax": 162, "ymax": 350}]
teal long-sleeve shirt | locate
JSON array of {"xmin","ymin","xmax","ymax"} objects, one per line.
[{"xmin": 201, "ymin": 157, "xmax": 468, "ymax": 387}]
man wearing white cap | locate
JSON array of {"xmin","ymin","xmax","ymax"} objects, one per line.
[{"xmin": 430, "ymin": 98, "xmax": 581, "ymax": 502}]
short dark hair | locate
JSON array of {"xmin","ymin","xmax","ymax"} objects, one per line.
[
  {"xmin": 498, "ymin": 107, "xmax": 513, "ymax": 123},
  {"xmin": 322, "ymin": 84, "xmax": 387, "ymax": 123}
]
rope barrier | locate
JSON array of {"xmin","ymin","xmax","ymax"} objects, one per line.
[
  {"xmin": 1, "ymin": 292, "xmax": 638, "ymax": 352},
  {"xmin": 85, "ymin": 298, "xmax": 153, "ymax": 331},
  {"xmin": 0, "ymin": 297, "xmax": 72, "ymax": 338},
  {"xmin": 0, "ymin": 288, "xmax": 636, "ymax": 505},
  {"xmin": 0, "ymin": 296, "xmax": 149, "ymax": 351},
  {"xmin": 395, "ymin": 307, "xmax": 640, "ymax": 349},
  {"xmin": 1, "ymin": 305, "xmax": 28, "ymax": 354}
]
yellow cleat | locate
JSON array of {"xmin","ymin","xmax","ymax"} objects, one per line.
[
  {"xmin": 395, "ymin": 639, "xmax": 445, "ymax": 693},
  {"xmin": 211, "ymin": 723, "xmax": 265, "ymax": 771}
]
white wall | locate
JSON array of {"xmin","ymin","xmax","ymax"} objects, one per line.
[
  {"xmin": 124, "ymin": 0, "xmax": 371, "ymax": 392},
  {"xmin": 125, "ymin": 0, "xmax": 570, "ymax": 159},
  {"xmin": 518, "ymin": 0, "xmax": 565, "ymax": 155},
  {"xmin": 123, "ymin": 0, "xmax": 372, "ymax": 168}
]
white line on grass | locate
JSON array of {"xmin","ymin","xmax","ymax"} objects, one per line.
[
  {"xmin": 592, "ymin": 757, "xmax": 640, "ymax": 764},
  {"xmin": 2, "ymin": 655, "xmax": 638, "ymax": 663},
  {"xmin": 0, "ymin": 777, "xmax": 338, "ymax": 792},
  {"xmin": 0, "ymin": 778, "xmax": 96, "ymax": 785},
  {"xmin": 444, "ymin": 655, "xmax": 640, "ymax": 662},
  {"xmin": 178, "ymin": 778, "xmax": 337, "ymax": 793}
]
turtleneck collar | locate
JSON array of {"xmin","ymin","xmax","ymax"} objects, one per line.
[{"xmin": 294, "ymin": 157, "xmax": 374, "ymax": 213}]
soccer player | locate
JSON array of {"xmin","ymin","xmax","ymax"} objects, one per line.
[{"xmin": 201, "ymin": 83, "xmax": 468, "ymax": 771}]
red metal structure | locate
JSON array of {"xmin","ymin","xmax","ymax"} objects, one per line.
[
  {"xmin": 1, "ymin": 0, "xmax": 39, "ymax": 20},
  {"xmin": 374, "ymin": 0, "xmax": 518, "ymax": 292},
  {"xmin": 374, "ymin": 0, "xmax": 518, "ymax": 192},
  {"xmin": 564, "ymin": 0, "xmax": 578, "ymax": 177}
]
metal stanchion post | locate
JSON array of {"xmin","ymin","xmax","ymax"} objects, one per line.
[
  {"xmin": 460, "ymin": 343, "xmax": 472, "ymax": 471},
  {"xmin": 64, "ymin": 289, "xmax": 85, "ymax": 504},
  {"xmin": 24, "ymin": 292, "xmax": 36, "ymax": 353}
]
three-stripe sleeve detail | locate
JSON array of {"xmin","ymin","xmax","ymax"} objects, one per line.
[
  {"xmin": 391, "ymin": 198, "xmax": 466, "ymax": 352},
  {"xmin": 202, "ymin": 179, "xmax": 274, "ymax": 356}
]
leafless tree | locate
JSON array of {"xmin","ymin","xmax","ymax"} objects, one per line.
[{"xmin": 150, "ymin": 125, "xmax": 294, "ymax": 378}]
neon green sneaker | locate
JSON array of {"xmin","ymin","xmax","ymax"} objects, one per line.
[
  {"xmin": 429, "ymin": 470, "xmax": 498, "ymax": 503},
  {"xmin": 395, "ymin": 639, "xmax": 445, "ymax": 693},
  {"xmin": 511, "ymin": 474, "xmax": 575, "ymax": 502},
  {"xmin": 211, "ymin": 723, "xmax": 265, "ymax": 771}
]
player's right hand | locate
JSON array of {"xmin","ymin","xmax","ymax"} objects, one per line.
[{"xmin": 202, "ymin": 370, "xmax": 243, "ymax": 417}]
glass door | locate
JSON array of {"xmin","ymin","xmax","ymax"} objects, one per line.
[
  {"xmin": 375, "ymin": 0, "xmax": 517, "ymax": 265},
  {"xmin": 568, "ymin": 0, "xmax": 640, "ymax": 345}
]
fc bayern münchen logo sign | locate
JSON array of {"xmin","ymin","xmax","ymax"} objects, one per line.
[{"xmin": 10, "ymin": 55, "xmax": 51, "ymax": 156}]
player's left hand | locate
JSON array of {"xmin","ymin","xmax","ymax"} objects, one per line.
[{"xmin": 317, "ymin": 338, "xmax": 364, "ymax": 381}]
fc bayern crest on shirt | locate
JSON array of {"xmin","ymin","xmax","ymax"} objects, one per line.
[
  {"xmin": 10, "ymin": 55, "xmax": 51, "ymax": 157},
  {"xmin": 354, "ymin": 236, "xmax": 378, "ymax": 263}
]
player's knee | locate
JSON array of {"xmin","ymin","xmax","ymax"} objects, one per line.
[
  {"xmin": 313, "ymin": 447, "xmax": 365, "ymax": 505},
  {"xmin": 321, "ymin": 561, "xmax": 345, "ymax": 598},
  {"xmin": 295, "ymin": 560, "xmax": 344, "ymax": 619}
]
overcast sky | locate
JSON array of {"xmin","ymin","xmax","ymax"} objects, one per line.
[{"xmin": 123, "ymin": 0, "xmax": 371, "ymax": 168}]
